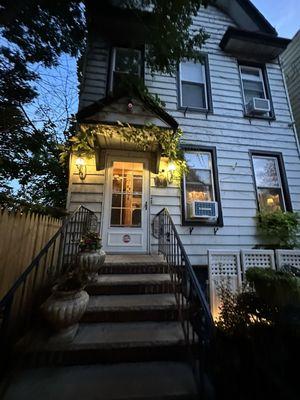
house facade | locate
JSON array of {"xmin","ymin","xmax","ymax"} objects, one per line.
[
  {"xmin": 67, "ymin": 0, "xmax": 300, "ymax": 265},
  {"xmin": 281, "ymin": 30, "xmax": 300, "ymax": 140}
]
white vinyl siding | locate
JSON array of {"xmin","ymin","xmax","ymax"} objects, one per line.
[{"xmin": 75, "ymin": 5, "xmax": 300, "ymax": 265}]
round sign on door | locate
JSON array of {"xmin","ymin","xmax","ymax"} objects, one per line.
[{"xmin": 123, "ymin": 234, "xmax": 131, "ymax": 243}]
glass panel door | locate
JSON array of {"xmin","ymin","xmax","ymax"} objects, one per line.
[{"xmin": 110, "ymin": 161, "xmax": 143, "ymax": 227}]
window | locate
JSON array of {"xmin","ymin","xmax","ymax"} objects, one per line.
[
  {"xmin": 179, "ymin": 57, "xmax": 211, "ymax": 111},
  {"xmin": 240, "ymin": 65, "xmax": 267, "ymax": 104},
  {"xmin": 181, "ymin": 147, "xmax": 223, "ymax": 226},
  {"xmin": 109, "ymin": 47, "xmax": 142, "ymax": 93},
  {"xmin": 239, "ymin": 64, "xmax": 274, "ymax": 118},
  {"xmin": 251, "ymin": 153, "xmax": 292, "ymax": 212}
]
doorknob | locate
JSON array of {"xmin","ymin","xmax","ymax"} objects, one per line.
[{"xmin": 144, "ymin": 201, "xmax": 148, "ymax": 210}]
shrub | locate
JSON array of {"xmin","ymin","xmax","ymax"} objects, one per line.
[
  {"xmin": 246, "ymin": 267, "xmax": 300, "ymax": 308},
  {"xmin": 256, "ymin": 210, "xmax": 299, "ymax": 249}
]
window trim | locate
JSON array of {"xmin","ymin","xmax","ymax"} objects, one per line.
[
  {"xmin": 249, "ymin": 150, "xmax": 293, "ymax": 212},
  {"xmin": 108, "ymin": 46, "xmax": 144, "ymax": 94},
  {"xmin": 178, "ymin": 54, "xmax": 213, "ymax": 113},
  {"xmin": 181, "ymin": 145, "xmax": 223, "ymax": 227},
  {"xmin": 238, "ymin": 61, "xmax": 275, "ymax": 120}
]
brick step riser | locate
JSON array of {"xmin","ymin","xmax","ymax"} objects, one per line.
[
  {"xmin": 22, "ymin": 345, "xmax": 188, "ymax": 368},
  {"xmin": 82, "ymin": 308, "xmax": 181, "ymax": 323},
  {"xmin": 87, "ymin": 283, "xmax": 179, "ymax": 296},
  {"xmin": 99, "ymin": 265, "xmax": 169, "ymax": 274}
]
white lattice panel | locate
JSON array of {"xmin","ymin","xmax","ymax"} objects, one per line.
[
  {"xmin": 241, "ymin": 250, "xmax": 275, "ymax": 277},
  {"xmin": 275, "ymin": 250, "xmax": 300, "ymax": 271},
  {"xmin": 208, "ymin": 250, "xmax": 242, "ymax": 321}
]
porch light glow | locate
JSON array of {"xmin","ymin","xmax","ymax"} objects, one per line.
[
  {"xmin": 75, "ymin": 157, "xmax": 87, "ymax": 181},
  {"xmin": 168, "ymin": 162, "xmax": 176, "ymax": 172},
  {"xmin": 167, "ymin": 161, "xmax": 176, "ymax": 183}
]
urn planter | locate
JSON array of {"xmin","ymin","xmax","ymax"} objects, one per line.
[
  {"xmin": 41, "ymin": 287, "xmax": 89, "ymax": 342},
  {"xmin": 78, "ymin": 249, "xmax": 106, "ymax": 277}
]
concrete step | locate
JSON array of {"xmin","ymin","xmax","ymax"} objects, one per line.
[
  {"xmin": 3, "ymin": 362, "xmax": 198, "ymax": 400},
  {"xmin": 99, "ymin": 254, "xmax": 168, "ymax": 274},
  {"xmin": 23, "ymin": 321, "xmax": 187, "ymax": 366},
  {"xmin": 82, "ymin": 294, "xmax": 179, "ymax": 322},
  {"xmin": 100, "ymin": 263, "xmax": 169, "ymax": 275},
  {"xmin": 87, "ymin": 274, "xmax": 175, "ymax": 295}
]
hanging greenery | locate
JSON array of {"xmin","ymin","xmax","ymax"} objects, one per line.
[
  {"xmin": 114, "ymin": 74, "xmax": 166, "ymax": 109},
  {"xmin": 59, "ymin": 122, "xmax": 187, "ymax": 176}
]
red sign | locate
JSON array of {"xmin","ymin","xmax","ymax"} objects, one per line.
[{"xmin": 123, "ymin": 234, "xmax": 131, "ymax": 243}]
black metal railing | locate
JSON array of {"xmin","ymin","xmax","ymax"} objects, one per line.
[
  {"xmin": 0, "ymin": 205, "xmax": 98, "ymax": 374},
  {"xmin": 153, "ymin": 208, "xmax": 214, "ymax": 393}
]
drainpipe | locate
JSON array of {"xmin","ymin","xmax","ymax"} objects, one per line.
[{"xmin": 278, "ymin": 57, "xmax": 300, "ymax": 159}]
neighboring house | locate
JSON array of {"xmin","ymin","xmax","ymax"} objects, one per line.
[
  {"xmin": 67, "ymin": 0, "xmax": 300, "ymax": 265},
  {"xmin": 281, "ymin": 30, "xmax": 300, "ymax": 140}
]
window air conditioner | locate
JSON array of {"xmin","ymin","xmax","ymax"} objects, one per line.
[
  {"xmin": 246, "ymin": 98, "xmax": 270, "ymax": 115},
  {"xmin": 188, "ymin": 201, "xmax": 218, "ymax": 219}
]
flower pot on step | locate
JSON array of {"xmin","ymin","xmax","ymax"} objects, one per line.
[
  {"xmin": 78, "ymin": 249, "xmax": 106, "ymax": 277},
  {"xmin": 41, "ymin": 287, "xmax": 89, "ymax": 343}
]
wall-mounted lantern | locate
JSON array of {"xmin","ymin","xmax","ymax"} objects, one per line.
[
  {"xmin": 167, "ymin": 161, "xmax": 176, "ymax": 184},
  {"xmin": 154, "ymin": 161, "xmax": 177, "ymax": 188},
  {"xmin": 75, "ymin": 157, "xmax": 86, "ymax": 181}
]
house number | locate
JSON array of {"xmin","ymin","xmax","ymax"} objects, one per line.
[{"xmin": 123, "ymin": 234, "xmax": 131, "ymax": 243}]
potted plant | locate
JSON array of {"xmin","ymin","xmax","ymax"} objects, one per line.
[
  {"xmin": 41, "ymin": 270, "xmax": 89, "ymax": 342},
  {"xmin": 77, "ymin": 231, "xmax": 106, "ymax": 277},
  {"xmin": 256, "ymin": 210, "xmax": 299, "ymax": 249}
]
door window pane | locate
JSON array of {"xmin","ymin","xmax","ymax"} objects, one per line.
[
  {"xmin": 252, "ymin": 155, "xmax": 286, "ymax": 212},
  {"xmin": 111, "ymin": 209, "xmax": 121, "ymax": 226},
  {"xmin": 110, "ymin": 161, "xmax": 143, "ymax": 227}
]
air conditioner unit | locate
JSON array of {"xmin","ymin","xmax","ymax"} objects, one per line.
[
  {"xmin": 188, "ymin": 201, "xmax": 218, "ymax": 219},
  {"xmin": 246, "ymin": 98, "xmax": 270, "ymax": 115}
]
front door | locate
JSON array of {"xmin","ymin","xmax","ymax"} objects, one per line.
[{"xmin": 103, "ymin": 154, "xmax": 149, "ymax": 253}]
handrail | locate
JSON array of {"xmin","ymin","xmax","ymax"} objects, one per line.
[
  {"xmin": 153, "ymin": 208, "xmax": 214, "ymax": 392},
  {"xmin": 0, "ymin": 205, "xmax": 98, "ymax": 374}
]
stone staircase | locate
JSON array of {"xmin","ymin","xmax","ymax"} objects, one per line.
[{"xmin": 2, "ymin": 255, "xmax": 199, "ymax": 400}]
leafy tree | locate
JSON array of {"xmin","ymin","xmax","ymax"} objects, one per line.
[
  {"xmin": 0, "ymin": 0, "xmax": 212, "ymax": 209},
  {"xmin": 123, "ymin": 0, "xmax": 212, "ymax": 74},
  {"xmin": 0, "ymin": 0, "xmax": 85, "ymax": 208}
]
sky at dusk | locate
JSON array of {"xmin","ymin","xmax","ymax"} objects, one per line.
[{"xmin": 251, "ymin": 0, "xmax": 299, "ymax": 38}]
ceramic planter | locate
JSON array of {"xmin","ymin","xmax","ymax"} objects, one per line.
[
  {"xmin": 78, "ymin": 249, "xmax": 106, "ymax": 276},
  {"xmin": 41, "ymin": 287, "xmax": 89, "ymax": 342}
]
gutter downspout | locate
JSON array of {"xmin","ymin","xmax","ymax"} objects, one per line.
[{"xmin": 278, "ymin": 57, "xmax": 300, "ymax": 159}]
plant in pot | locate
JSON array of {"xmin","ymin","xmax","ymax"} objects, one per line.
[
  {"xmin": 256, "ymin": 210, "xmax": 299, "ymax": 249},
  {"xmin": 41, "ymin": 269, "xmax": 90, "ymax": 342},
  {"xmin": 77, "ymin": 231, "xmax": 106, "ymax": 277}
]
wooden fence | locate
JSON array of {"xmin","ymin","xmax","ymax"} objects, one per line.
[{"xmin": 0, "ymin": 209, "xmax": 62, "ymax": 298}]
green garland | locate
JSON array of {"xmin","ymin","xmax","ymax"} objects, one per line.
[{"xmin": 60, "ymin": 122, "xmax": 187, "ymax": 176}]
